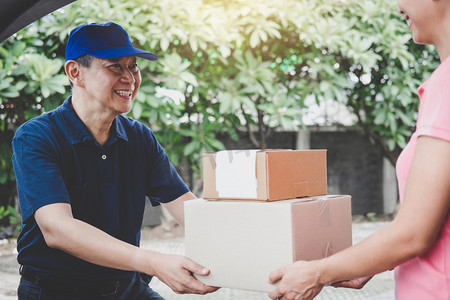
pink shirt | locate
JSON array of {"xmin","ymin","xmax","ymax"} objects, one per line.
[{"xmin": 395, "ymin": 57, "xmax": 450, "ymax": 299}]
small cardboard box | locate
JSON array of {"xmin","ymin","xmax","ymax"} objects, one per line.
[
  {"xmin": 184, "ymin": 195, "xmax": 352, "ymax": 292},
  {"xmin": 203, "ymin": 149, "xmax": 327, "ymax": 201}
]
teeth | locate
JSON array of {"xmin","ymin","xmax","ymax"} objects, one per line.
[{"xmin": 115, "ymin": 90, "xmax": 132, "ymax": 96}]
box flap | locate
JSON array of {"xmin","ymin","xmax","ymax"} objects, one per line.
[
  {"xmin": 256, "ymin": 151, "xmax": 268, "ymax": 199},
  {"xmin": 291, "ymin": 195, "xmax": 352, "ymax": 261}
]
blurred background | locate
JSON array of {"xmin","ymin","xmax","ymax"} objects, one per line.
[{"xmin": 0, "ymin": 0, "xmax": 439, "ymax": 249}]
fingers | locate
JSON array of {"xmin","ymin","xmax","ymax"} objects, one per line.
[
  {"xmin": 269, "ymin": 266, "xmax": 285, "ymax": 284},
  {"xmin": 268, "ymin": 261, "xmax": 324, "ymax": 300},
  {"xmin": 269, "ymin": 288, "xmax": 311, "ymax": 300},
  {"xmin": 174, "ymin": 257, "xmax": 218, "ymax": 295},
  {"xmin": 331, "ymin": 280, "xmax": 354, "ymax": 288},
  {"xmin": 181, "ymin": 279, "xmax": 218, "ymax": 295},
  {"xmin": 331, "ymin": 276, "xmax": 373, "ymax": 289},
  {"xmin": 182, "ymin": 258, "xmax": 210, "ymax": 276},
  {"xmin": 202, "ymin": 285, "xmax": 221, "ymax": 294},
  {"xmin": 269, "ymin": 287, "xmax": 282, "ymax": 300},
  {"xmin": 168, "ymin": 270, "xmax": 214, "ymax": 294},
  {"xmin": 268, "ymin": 268, "xmax": 284, "ymax": 299},
  {"xmin": 152, "ymin": 254, "xmax": 218, "ymax": 295},
  {"xmin": 176, "ymin": 269, "xmax": 212, "ymax": 294}
]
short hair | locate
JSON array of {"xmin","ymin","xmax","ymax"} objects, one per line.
[
  {"xmin": 75, "ymin": 54, "xmax": 93, "ymax": 67},
  {"xmin": 68, "ymin": 54, "xmax": 93, "ymax": 87}
]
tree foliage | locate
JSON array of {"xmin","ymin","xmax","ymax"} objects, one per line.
[{"xmin": 0, "ymin": 0, "xmax": 440, "ymax": 190}]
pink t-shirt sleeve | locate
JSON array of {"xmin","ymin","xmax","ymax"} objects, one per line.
[
  {"xmin": 395, "ymin": 57, "xmax": 450, "ymax": 300},
  {"xmin": 416, "ymin": 61, "xmax": 450, "ymax": 142}
]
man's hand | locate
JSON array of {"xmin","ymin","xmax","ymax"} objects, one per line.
[
  {"xmin": 331, "ymin": 276, "xmax": 373, "ymax": 289},
  {"xmin": 268, "ymin": 260, "xmax": 324, "ymax": 300},
  {"xmin": 149, "ymin": 252, "xmax": 219, "ymax": 295}
]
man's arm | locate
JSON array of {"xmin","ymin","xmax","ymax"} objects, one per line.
[
  {"xmin": 35, "ymin": 202, "xmax": 218, "ymax": 295},
  {"xmin": 161, "ymin": 191, "xmax": 197, "ymax": 226}
]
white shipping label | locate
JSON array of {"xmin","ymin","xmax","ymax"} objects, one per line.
[{"xmin": 215, "ymin": 150, "xmax": 258, "ymax": 198}]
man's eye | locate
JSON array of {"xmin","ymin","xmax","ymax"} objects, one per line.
[
  {"xmin": 108, "ymin": 64, "xmax": 122, "ymax": 72},
  {"xmin": 129, "ymin": 64, "xmax": 139, "ymax": 71}
]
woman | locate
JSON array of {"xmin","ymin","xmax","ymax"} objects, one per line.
[{"xmin": 269, "ymin": 0, "xmax": 450, "ymax": 299}]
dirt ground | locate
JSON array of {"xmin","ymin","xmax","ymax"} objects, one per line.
[{"xmin": 0, "ymin": 238, "xmax": 16, "ymax": 256}]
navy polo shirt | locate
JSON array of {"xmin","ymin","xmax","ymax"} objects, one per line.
[{"xmin": 12, "ymin": 97, "xmax": 189, "ymax": 283}]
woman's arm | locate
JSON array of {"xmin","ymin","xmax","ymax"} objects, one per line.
[{"xmin": 269, "ymin": 136, "xmax": 450, "ymax": 300}]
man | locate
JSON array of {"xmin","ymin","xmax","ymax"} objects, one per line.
[{"xmin": 12, "ymin": 22, "xmax": 218, "ymax": 299}]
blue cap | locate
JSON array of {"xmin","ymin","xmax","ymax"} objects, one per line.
[{"xmin": 65, "ymin": 22, "xmax": 158, "ymax": 61}]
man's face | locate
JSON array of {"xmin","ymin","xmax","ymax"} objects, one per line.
[{"xmin": 81, "ymin": 55, "xmax": 141, "ymax": 116}]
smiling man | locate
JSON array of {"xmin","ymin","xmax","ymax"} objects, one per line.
[{"xmin": 12, "ymin": 22, "xmax": 218, "ymax": 300}]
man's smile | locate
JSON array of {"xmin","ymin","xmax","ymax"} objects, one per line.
[{"xmin": 114, "ymin": 90, "xmax": 133, "ymax": 97}]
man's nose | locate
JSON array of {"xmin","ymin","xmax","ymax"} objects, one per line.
[{"xmin": 121, "ymin": 68, "xmax": 135, "ymax": 83}]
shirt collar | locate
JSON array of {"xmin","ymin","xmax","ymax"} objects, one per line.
[
  {"xmin": 57, "ymin": 96, "xmax": 128, "ymax": 145},
  {"xmin": 114, "ymin": 116, "xmax": 128, "ymax": 142},
  {"xmin": 418, "ymin": 55, "xmax": 450, "ymax": 100},
  {"xmin": 417, "ymin": 83, "xmax": 426, "ymax": 99}
]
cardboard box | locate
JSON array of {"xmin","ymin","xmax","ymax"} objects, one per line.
[
  {"xmin": 184, "ymin": 195, "xmax": 352, "ymax": 292},
  {"xmin": 203, "ymin": 149, "xmax": 327, "ymax": 201}
]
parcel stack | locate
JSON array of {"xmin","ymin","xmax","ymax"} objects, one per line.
[{"xmin": 184, "ymin": 149, "xmax": 353, "ymax": 292}]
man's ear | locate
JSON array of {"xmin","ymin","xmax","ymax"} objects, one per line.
[{"xmin": 64, "ymin": 60, "xmax": 84, "ymax": 88}]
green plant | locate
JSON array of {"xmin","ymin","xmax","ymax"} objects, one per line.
[
  {"xmin": 0, "ymin": 141, "xmax": 14, "ymax": 184},
  {"xmin": 366, "ymin": 212, "xmax": 378, "ymax": 222},
  {"xmin": 0, "ymin": 205, "xmax": 20, "ymax": 235},
  {"xmin": 0, "ymin": 0, "xmax": 439, "ymax": 192}
]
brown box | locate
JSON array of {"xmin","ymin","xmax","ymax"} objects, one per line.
[
  {"xmin": 203, "ymin": 149, "xmax": 327, "ymax": 201},
  {"xmin": 184, "ymin": 195, "xmax": 352, "ymax": 292}
]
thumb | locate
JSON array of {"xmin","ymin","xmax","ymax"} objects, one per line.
[
  {"xmin": 269, "ymin": 267, "xmax": 285, "ymax": 284},
  {"xmin": 183, "ymin": 258, "xmax": 210, "ymax": 276}
]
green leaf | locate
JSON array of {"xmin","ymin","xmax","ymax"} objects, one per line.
[
  {"xmin": 387, "ymin": 139, "xmax": 397, "ymax": 151},
  {"xmin": 0, "ymin": 172, "xmax": 7, "ymax": 184},
  {"xmin": 374, "ymin": 110, "xmax": 386, "ymax": 125},
  {"xmin": 0, "ymin": 88, "xmax": 19, "ymax": 98},
  {"xmin": 0, "ymin": 78, "xmax": 14, "ymax": 90},
  {"xmin": 183, "ymin": 141, "xmax": 198, "ymax": 156},
  {"xmin": 387, "ymin": 113, "xmax": 397, "ymax": 133},
  {"xmin": 132, "ymin": 101, "xmax": 143, "ymax": 119},
  {"xmin": 179, "ymin": 72, "xmax": 199, "ymax": 87},
  {"xmin": 249, "ymin": 30, "xmax": 260, "ymax": 48},
  {"xmin": 396, "ymin": 110, "xmax": 413, "ymax": 126}
]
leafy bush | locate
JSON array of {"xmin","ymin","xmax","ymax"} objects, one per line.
[
  {"xmin": 0, "ymin": 0, "xmax": 439, "ymax": 216},
  {"xmin": 0, "ymin": 205, "xmax": 19, "ymax": 238}
]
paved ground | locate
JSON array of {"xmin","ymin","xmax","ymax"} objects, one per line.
[{"xmin": 0, "ymin": 220, "xmax": 394, "ymax": 300}]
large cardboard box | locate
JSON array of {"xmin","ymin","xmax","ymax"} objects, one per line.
[
  {"xmin": 203, "ymin": 149, "xmax": 327, "ymax": 201},
  {"xmin": 184, "ymin": 195, "xmax": 352, "ymax": 292}
]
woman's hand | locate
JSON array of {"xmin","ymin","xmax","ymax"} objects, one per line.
[{"xmin": 268, "ymin": 260, "xmax": 324, "ymax": 300}]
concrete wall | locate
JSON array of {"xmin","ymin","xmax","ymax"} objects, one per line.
[
  {"xmin": 305, "ymin": 127, "xmax": 397, "ymax": 215},
  {"xmin": 218, "ymin": 127, "xmax": 397, "ymax": 214}
]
